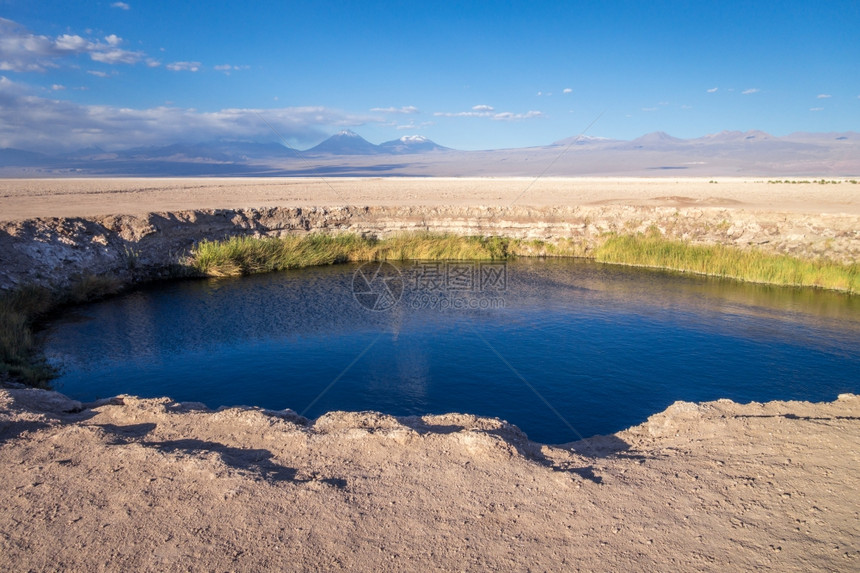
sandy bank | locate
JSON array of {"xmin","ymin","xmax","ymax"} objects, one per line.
[{"xmin": 0, "ymin": 388, "xmax": 857, "ymax": 571}]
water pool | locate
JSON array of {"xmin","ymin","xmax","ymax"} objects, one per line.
[{"xmin": 43, "ymin": 259, "xmax": 860, "ymax": 444}]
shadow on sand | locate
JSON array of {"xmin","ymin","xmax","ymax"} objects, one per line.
[{"xmin": 94, "ymin": 422, "xmax": 347, "ymax": 488}]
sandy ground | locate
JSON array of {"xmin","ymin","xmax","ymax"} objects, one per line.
[
  {"xmin": 0, "ymin": 389, "xmax": 857, "ymax": 571},
  {"xmin": 1, "ymin": 176, "xmax": 859, "ymax": 221}
]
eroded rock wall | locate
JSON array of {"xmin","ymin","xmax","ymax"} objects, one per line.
[{"xmin": 1, "ymin": 205, "xmax": 858, "ymax": 290}]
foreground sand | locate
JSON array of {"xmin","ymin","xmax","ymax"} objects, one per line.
[
  {"xmin": 2, "ymin": 176, "xmax": 859, "ymax": 220},
  {"xmin": 0, "ymin": 389, "xmax": 857, "ymax": 571}
]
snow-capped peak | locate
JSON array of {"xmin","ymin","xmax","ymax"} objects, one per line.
[{"xmin": 400, "ymin": 135, "xmax": 428, "ymax": 143}]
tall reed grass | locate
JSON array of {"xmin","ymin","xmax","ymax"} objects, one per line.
[
  {"xmin": 595, "ymin": 233, "xmax": 859, "ymax": 293},
  {"xmin": 0, "ymin": 275, "xmax": 122, "ymax": 387},
  {"xmin": 189, "ymin": 233, "xmax": 517, "ymax": 277},
  {"xmin": 0, "ymin": 286, "xmax": 55, "ymax": 386}
]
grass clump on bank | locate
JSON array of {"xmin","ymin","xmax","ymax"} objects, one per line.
[
  {"xmin": 595, "ymin": 232, "xmax": 859, "ymax": 293},
  {"xmin": 0, "ymin": 275, "xmax": 123, "ymax": 387},
  {"xmin": 189, "ymin": 233, "xmax": 517, "ymax": 277},
  {"xmin": 0, "ymin": 286, "xmax": 56, "ymax": 387}
]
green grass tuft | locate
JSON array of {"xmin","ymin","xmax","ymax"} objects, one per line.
[
  {"xmin": 595, "ymin": 233, "xmax": 859, "ymax": 293},
  {"xmin": 1, "ymin": 286, "xmax": 58, "ymax": 387},
  {"xmin": 189, "ymin": 233, "xmax": 517, "ymax": 277},
  {"xmin": 0, "ymin": 274, "xmax": 124, "ymax": 388}
]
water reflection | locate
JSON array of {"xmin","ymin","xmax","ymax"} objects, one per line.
[{"xmin": 43, "ymin": 259, "xmax": 860, "ymax": 443}]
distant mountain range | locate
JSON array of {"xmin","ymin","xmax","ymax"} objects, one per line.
[
  {"xmin": 1, "ymin": 130, "xmax": 858, "ymax": 177},
  {"xmin": 306, "ymin": 130, "xmax": 450, "ymax": 155}
]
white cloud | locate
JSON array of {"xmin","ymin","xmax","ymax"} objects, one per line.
[
  {"xmin": 563, "ymin": 88, "xmax": 573, "ymax": 94},
  {"xmin": 370, "ymin": 105, "xmax": 419, "ymax": 114},
  {"xmin": 86, "ymin": 70, "xmax": 111, "ymax": 77},
  {"xmin": 810, "ymin": 107, "xmax": 824, "ymax": 112},
  {"xmin": 492, "ymin": 110, "xmax": 544, "ymax": 121},
  {"xmin": 91, "ymin": 47, "xmax": 143, "ymax": 65},
  {"xmin": 166, "ymin": 61, "xmax": 201, "ymax": 72},
  {"xmin": 707, "ymin": 87, "xmax": 718, "ymax": 93},
  {"xmin": 0, "ymin": 76, "xmax": 383, "ymax": 152},
  {"xmin": 817, "ymin": 94, "xmax": 831, "ymax": 99},
  {"xmin": 741, "ymin": 88, "xmax": 759, "ymax": 95},
  {"xmin": 111, "ymin": 2, "xmax": 131, "ymax": 9},
  {"xmin": 50, "ymin": 84, "xmax": 65, "ymax": 90},
  {"xmin": 435, "ymin": 104, "xmax": 493, "ymax": 118},
  {"xmin": 214, "ymin": 64, "xmax": 250, "ymax": 74},
  {"xmin": 434, "ymin": 110, "xmax": 490, "ymax": 118},
  {"xmin": 54, "ymin": 34, "xmax": 90, "ymax": 52},
  {"xmin": 0, "ymin": 18, "xmax": 144, "ymax": 71},
  {"xmin": 433, "ymin": 104, "xmax": 541, "ymax": 121},
  {"xmin": 641, "ymin": 107, "xmax": 657, "ymax": 112},
  {"xmin": 396, "ymin": 120, "xmax": 433, "ymax": 130}
]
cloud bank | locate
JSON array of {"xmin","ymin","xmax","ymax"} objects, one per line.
[{"xmin": 0, "ymin": 76, "xmax": 380, "ymax": 152}]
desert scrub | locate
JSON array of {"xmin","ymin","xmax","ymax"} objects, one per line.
[
  {"xmin": 0, "ymin": 274, "xmax": 123, "ymax": 387},
  {"xmin": 595, "ymin": 232, "xmax": 859, "ymax": 293},
  {"xmin": 189, "ymin": 233, "xmax": 519, "ymax": 277}
]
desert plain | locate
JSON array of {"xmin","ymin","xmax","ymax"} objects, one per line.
[
  {"xmin": 0, "ymin": 176, "xmax": 858, "ymax": 571},
  {"xmin": 2, "ymin": 176, "xmax": 860, "ymax": 219}
]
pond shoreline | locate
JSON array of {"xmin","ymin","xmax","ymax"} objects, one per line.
[
  {"xmin": 1, "ymin": 205, "xmax": 857, "ymax": 387},
  {"xmin": 1, "ymin": 193, "xmax": 858, "ymax": 386}
]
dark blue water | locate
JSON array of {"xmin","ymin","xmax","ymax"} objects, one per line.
[{"xmin": 42, "ymin": 259, "xmax": 860, "ymax": 444}]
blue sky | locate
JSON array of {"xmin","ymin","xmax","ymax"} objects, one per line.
[{"xmin": 1, "ymin": 0, "xmax": 858, "ymax": 152}]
